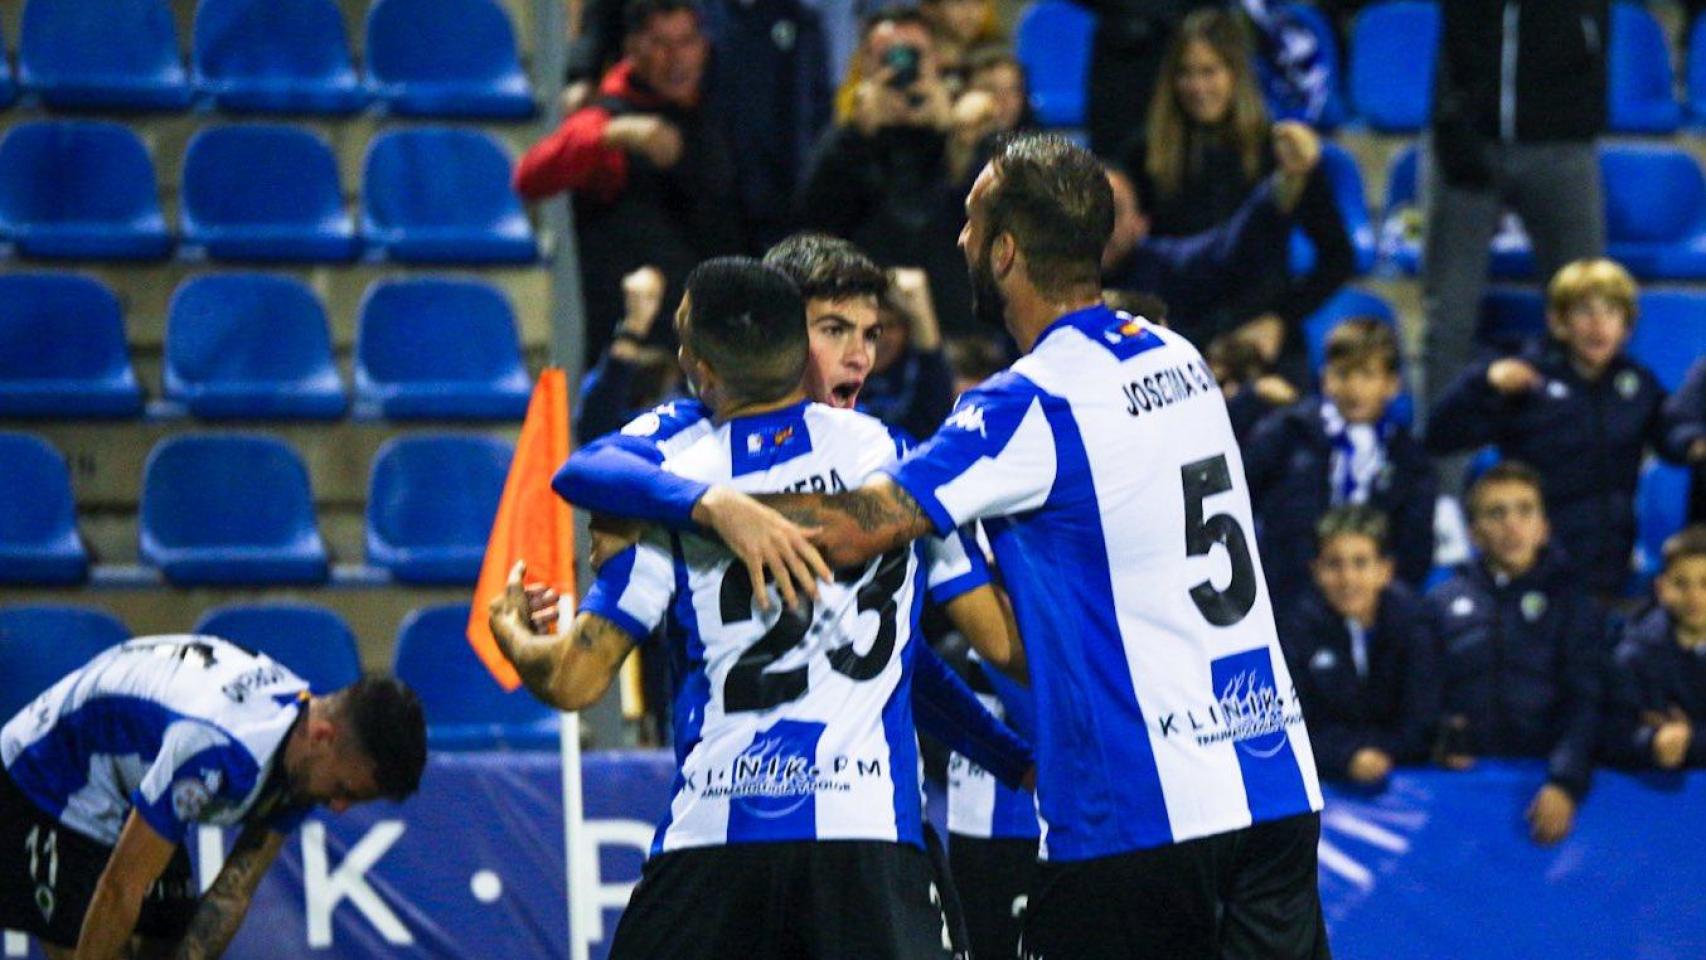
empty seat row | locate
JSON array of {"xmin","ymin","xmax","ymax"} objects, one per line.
[
  {"xmin": 1351, "ymin": 1, "xmax": 1700, "ymax": 134},
  {"xmin": 1, "ymin": 431, "xmax": 513, "ymax": 586},
  {"xmin": 0, "ymin": 272, "xmax": 532, "ymax": 420},
  {"xmin": 0, "ymin": 0, "xmax": 532, "ymax": 118},
  {"xmin": 0, "ymin": 602, "xmax": 555, "ymax": 750},
  {"xmin": 0, "ymin": 121, "xmax": 535, "ymax": 264},
  {"xmin": 1379, "ymin": 143, "xmax": 1706, "ymax": 280}
]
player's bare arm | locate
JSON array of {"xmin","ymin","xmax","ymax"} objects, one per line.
[
  {"xmin": 73, "ymin": 811, "xmax": 178, "ymax": 960},
  {"xmin": 759, "ymin": 476, "xmax": 936, "ymax": 571},
  {"xmin": 944, "ymin": 586, "xmax": 1028, "ymax": 684},
  {"xmin": 169, "ymin": 824, "xmax": 286, "ymax": 960},
  {"xmin": 489, "ymin": 561, "xmax": 634, "ymax": 711}
]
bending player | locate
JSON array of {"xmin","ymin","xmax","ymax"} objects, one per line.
[
  {"xmin": 706, "ymin": 135, "xmax": 1330, "ymax": 959},
  {"xmin": 0, "ymin": 636, "xmax": 426, "ymax": 960},
  {"xmin": 489, "ymin": 258, "xmax": 980, "ymax": 959}
]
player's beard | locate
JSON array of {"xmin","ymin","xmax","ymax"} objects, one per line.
[{"xmin": 970, "ymin": 236, "xmax": 1007, "ymax": 332}]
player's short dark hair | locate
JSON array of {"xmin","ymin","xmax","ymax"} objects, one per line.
[
  {"xmin": 1315, "ymin": 505, "xmax": 1390, "ymax": 556},
  {"xmin": 1466, "ymin": 461, "xmax": 1546, "ymax": 519},
  {"xmin": 336, "ymin": 675, "xmax": 427, "ymax": 802},
  {"xmin": 1662, "ymin": 525, "xmax": 1706, "ymax": 574},
  {"xmin": 984, "ymin": 133, "xmax": 1114, "ymax": 299},
  {"xmin": 763, "ymin": 233, "xmax": 889, "ymax": 305},
  {"xmin": 861, "ymin": 4, "xmax": 930, "ymax": 38},
  {"xmin": 1323, "ymin": 318, "xmax": 1401, "ymax": 374},
  {"xmin": 624, "ymin": 0, "xmax": 699, "ymax": 37},
  {"xmin": 684, "ymin": 257, "xmax": 808, "ymax": 404}
]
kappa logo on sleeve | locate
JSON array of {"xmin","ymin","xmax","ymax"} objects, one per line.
[{"xmin": 944, "ymin": 404, "xmax": 988, "ymax": 438}]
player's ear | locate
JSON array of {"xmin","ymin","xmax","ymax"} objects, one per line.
[{"xmin": 992, "ymin": 232, "xmax": 1017, "ymax": 280}]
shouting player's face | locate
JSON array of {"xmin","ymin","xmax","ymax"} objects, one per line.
[{"xmin": 803, "ymin": 296, "xmax": 881, "ymax": 409}]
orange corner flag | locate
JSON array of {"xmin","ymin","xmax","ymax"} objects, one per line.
[{"xmin": 468, "ymin": 368, "xmax": 576, "ymax": 690}]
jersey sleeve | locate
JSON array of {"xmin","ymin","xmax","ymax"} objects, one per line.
[
  {"xmin": 923, "ymin": 525, "xmax": 991, "ymax": 605},
  {"xmin": 553, "ymin": 402, "xmax": 713, "ymax": 527},
  {"xmin": 885, "ymin": 374, "xmax": 1059, "ymax": 536},
  {"xmin": 133, "ymin": 722, "xmax": 262, "ymax": 845},
  {"xmin": 577, "ymin": 536, "xmax": 676, "ymax": 643}
]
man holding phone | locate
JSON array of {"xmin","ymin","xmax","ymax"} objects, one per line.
[{"xmin": 796, "ymin": 6, "xmax": 983, "ymax": 336}]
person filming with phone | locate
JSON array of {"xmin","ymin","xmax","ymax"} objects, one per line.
[{"xmin": 797, "ymin": 6, "xmax": 983, "ymax": 336}]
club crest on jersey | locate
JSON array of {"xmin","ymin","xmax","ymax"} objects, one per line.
[{"xmin": 731, "ymin": 413, "xmax": 813, "ymax": 476}]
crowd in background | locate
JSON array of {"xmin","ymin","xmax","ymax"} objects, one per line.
[{"xmin": 513, "ymin": 0, "xmax": 1706, "ymax": 843}]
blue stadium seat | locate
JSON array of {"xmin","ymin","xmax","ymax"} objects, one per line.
[
  {"xmin": 355, "ymin": 277, "xmax": 531, "ymax": 420},
  {"xmin": 361, "ymin": 127, "xmax": 537, "ymax": 263},
  {"xmin": 164, "ymin": 274, "xmax": 346, "ymax": 419},
  {"xmin": 1632, "ymin": 462, "xmax": 1693, "ymax": 588},
  {"xmin": 140, "ymin": 434, "xmax": 328, "ymax": 585},
  {"xmin": 18, "ymin": 0, "xmax": 191, "ymax": 110},
  {"xmin": 191, "ymin": 0, "xmax": 366, "ymax": 115},
  {"xmin": 393, "ymin": 603, "xmax": 556, "ymax": 750},
  {"xmin": 0, "ymin": 273, "xmax": 143, "ymax": 417},
  {"xmin": 1015, "ymin": 0, "xmax": 1094, "ymax": 128},
  {"xmin": 1378, "ymin": 144, "xmax": 1536, "ymax": 278},
  {"xmin": 1601, "ymin": 145, "xmax": 1706, "ymax": 280},
  {"xmin": 1477, "ymin": 288, "xmax": 1546, "ymax": 352},
  {"xmin": 1608, "ymin": 2, "xmax": 1682, "ymax": 134},
  {"xmin": 1348, "ymin": 1, "xmax": 1437, "ymax": 132},
  {"xmin": 1690, "ymin": 15, "xmax": 1706, "ymax": 124},
  {"xmin": 0, "ymin": 606, "xmax": 129, "ymax": 721},
  {"xmin": 364, "ymin": 0, "xmax": 534, "ymax": 119},
  {"xmin": 1290, "ymin": 141, "xmax": 1375, "ymax": 276},
  {"xmin": 0, "ymin": 434, "xmax": 88, "ymax": 585},
  {"xmin": 193, "ymin": 603, "xmax": 361, "ymax": 694},
  {"xmin": 181, "ymin": 125, "xmax": 358, "ymax": 263},
  {"xmin": 0, "ymin": 121, "xmax": 171, "ymax": 260},
  {"xmin": 366, "ymin": 435, "xmax": 511, "ymax": 584},
  {"xmin": 1630, "ymin": 291, "xmax": 1706, "ymax": 391}
]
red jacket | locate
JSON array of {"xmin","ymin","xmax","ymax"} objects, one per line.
[{"xmin": 512, "ymin": 62, "xmax": 675, "ymax": 204}]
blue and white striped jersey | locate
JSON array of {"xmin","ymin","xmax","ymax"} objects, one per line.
[
  {"xmin": 581, "ymin": 400, "xmax": 977, "ymax": 855},
  {"xmin": 1, "ymin": 636, "xmax": 310, "ymax": 846},
  {"xmin": 946, "ymin": 655, "xmax": 1039, "ymax": 841},
  {"xmin": 889, "ymin": 305, "xmax": 1323, "ymax": 862}
]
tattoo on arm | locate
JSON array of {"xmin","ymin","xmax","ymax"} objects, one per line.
[
  {"xmin": 171, "ymin": 825, "xmax": 281, "ymax": 960},
  {"xmin": 832, "ymin": 485, "xmax": 928, "ymax": 536}
]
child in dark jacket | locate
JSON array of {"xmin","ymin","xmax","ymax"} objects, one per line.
[
  {"xmin": 1603, "ymin": 526, "xmax": 1706, "ymax": 770},
  {"xmin": 1246, "ymin": 319, "xmax": 1436, "ymax": 606},
  {"xmin": 1662, "ymin": 356, "xmax": 1706, "ymax": 524},
  {"xmin": 1426, "ymin": 258, "xmax": 1690, "ymax": 598},
  {"xmin": 1280, "ymin": 506, "xmax": 1441, "ymax": 787},
  {"xmin": 1428, "ymin": 462, "xmax": 1608, "ymax": 846}
]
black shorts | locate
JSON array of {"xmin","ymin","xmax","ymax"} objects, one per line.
[
  {"xmin": 609, "ymin": 840, "xmax": 954, "ymax": 960},
  {"xmin": 0, "ymin": 767, "xmax": 197, "ymax": 948},
  {"xmin": 1020, "ymin": 812, "xmax": 1331, "ymax": 960},
  {"xmin": 948, "ymin": 833, "xmax": 1036, "ymax": 960}
]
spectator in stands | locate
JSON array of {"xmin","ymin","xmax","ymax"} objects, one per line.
[
  {"xmin": 965, "ymin": 49, "xmax": 1035, "ymax": 135},
  {"xmin": 1425, "ymin": 259, "xmax": 1690, "ymax": 599},
  {"xmin": 1118, "ymin": 8, "xmax": 1352, "ymax": 385},
  {"xmin": 1077, "ymin": 0, "xmax": 1220, "ymax": 158},
  {"xmin": 1099, "ymin": 120, "xmax": 1324, "ymax": 347},
  {"xmin": 514, "ymin": 0, "xmax": 741, "ymax": 367},
  {"xmin": 575, "ymin": 266, "xmax": 683, "ymax": 442},
  {"xmin": 797, "ymin": 6, "xmax": 978, "ymax": 335},
  {"xmin": 1281, "ymin": 506, "xmax": 1441, "ymax": 787},
  {"xmin": 1663, "ymin": 357, "xmax": 1706, "ymax": 524},
  {"xmin": 919, "ymin": 0, "xmax": 1004, "ymax": 92},
  {"xmin": 1421, "ymin": 0, "xmax": 1607, "ymax": 407},
  {"xmin": 563, "ymin": 0, "xmax": 832, "ymax": 243},
  {"xmin": 1429, "ymin": 463, "xmax": 1606, "ymax": 846},
  {"xmin": 1245, "ymin": 318, "xmax": 1436, "ymax": 606},
  {"xmin": 1204, "ymin": 332, "xmax": 1296, "ymax": 449},
  {"xmin": 861, "ymin": 267, "xmax": 956, "ymax": 440},
  {"xmin": 1603, "ymin": 526, "xmax": 1706, "ymax": 771}
]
